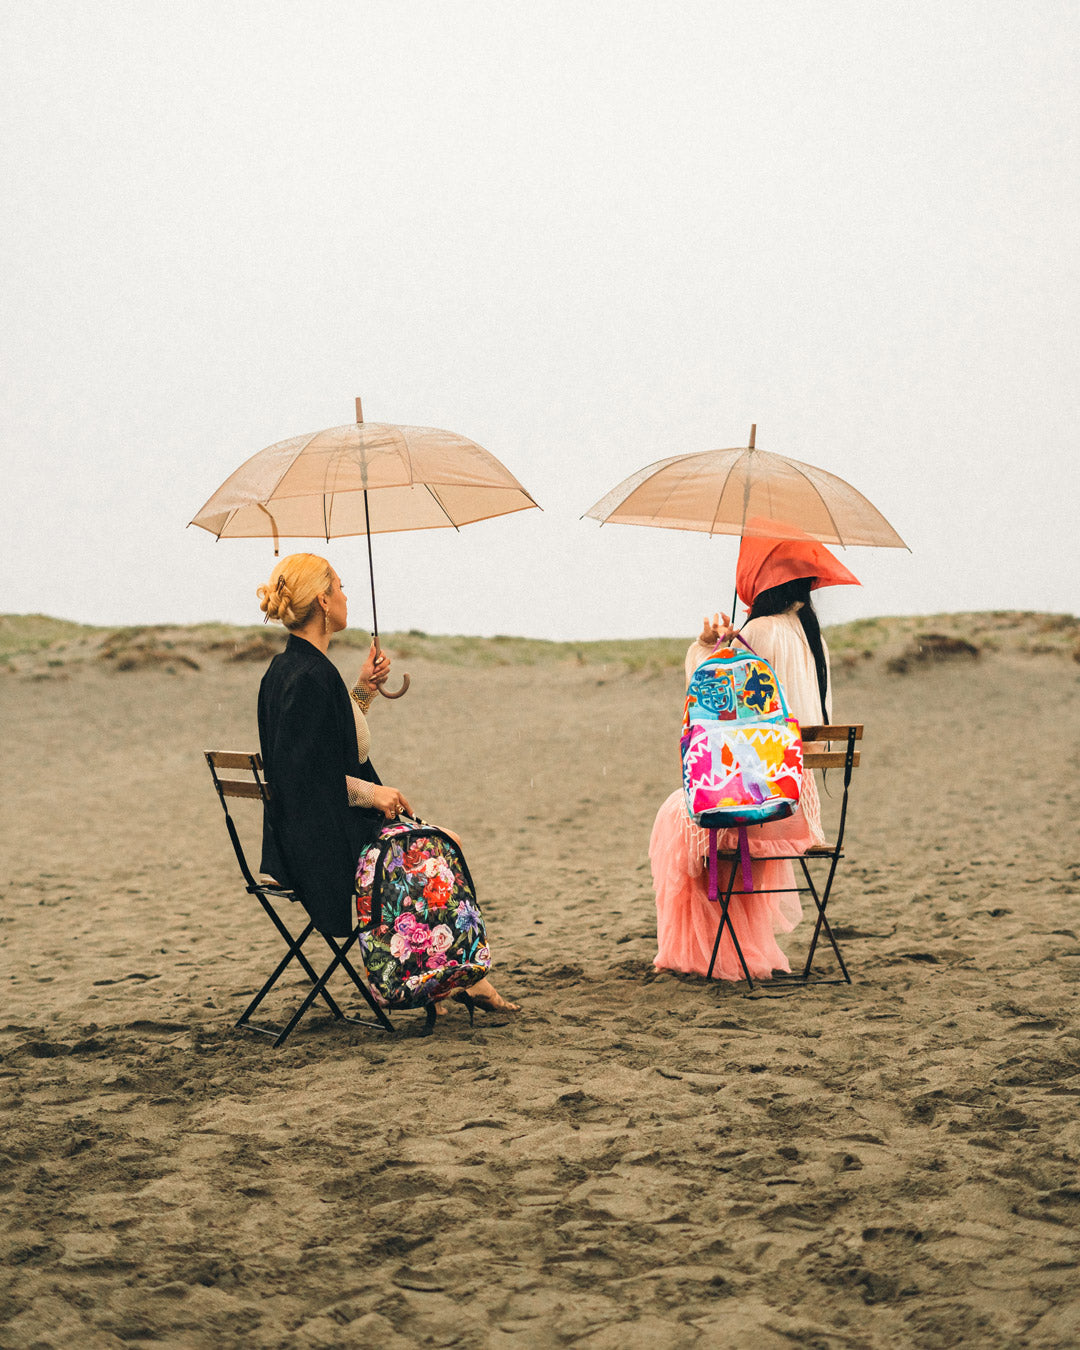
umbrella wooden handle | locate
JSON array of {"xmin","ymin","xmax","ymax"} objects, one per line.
[
  {"xmin": 371, "ymin": 633, "xmax": 409, "ymax": 697},
  {"xmin": 378, "ymin": 672, "xmax": 411, "ymax": 699}
]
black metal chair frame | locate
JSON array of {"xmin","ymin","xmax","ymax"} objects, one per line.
[
  {"xmin": 704, "ymin": 724, "xmax": 862, "ymax": 990},
  {"xmin": 205, "ymin": 751, "xmax": 393, "ymax": 1046}
]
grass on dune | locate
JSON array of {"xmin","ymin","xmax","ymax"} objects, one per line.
[
  {"xmin": 823, "ymin": 610, "xmax": 1080, "ymax": 659},
  {"xmin": 0, "ymin": 614, "xmax": 689, "ymax": 671},
  {"xmin": 1, "ymin": 610, "xmax": 1077, "ymax": 669},
  {"xmin": 0, "ymin": 614, "xmax": 98, "ymax": 658}
]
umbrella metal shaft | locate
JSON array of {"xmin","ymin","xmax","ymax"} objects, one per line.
[{"xmin": 362, "ymin": 488, "xmax": 379, "ymax": 648}]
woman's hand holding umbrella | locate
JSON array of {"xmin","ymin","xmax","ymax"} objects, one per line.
[
  {"xmin": 699, "ymin": 612, "xmax": 735, "ymax": 646},
  {"xmin": 355, "ymin": 639, "xmax": 392, "ymax": 695}
]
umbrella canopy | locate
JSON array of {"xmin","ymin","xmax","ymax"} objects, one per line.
[
  {"xmin": 191, "ymin": 405, "xmax": 539, "ymax": 548},
  {"xmin": 584, "ymin": 426, "xmax": 907, "ymax": 549},
  {"xmin": 191, "ymin": 398, "xmax": 540, "ymax": 697}
]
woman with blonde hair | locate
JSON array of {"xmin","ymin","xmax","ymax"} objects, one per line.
[{"xmin": 256, "ymin": 553, "xmax": 518, "ymax": 1013}]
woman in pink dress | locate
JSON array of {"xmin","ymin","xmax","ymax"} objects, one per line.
[{"xmin": 650, "ymin": 528, "xmax": 860, "ymax": 981}]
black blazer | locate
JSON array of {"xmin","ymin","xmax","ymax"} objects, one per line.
[{"xmin": 258, "ymin": 634, "xmax": 382, "ymax": 935}]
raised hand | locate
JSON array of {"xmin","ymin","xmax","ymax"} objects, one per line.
[
  {"xmin": 357, "ymin": 639, "xmax": 392, "ymax": 691},
  {"xmin": 699, "ymin": 612, "xmax": 735, "ymax": 646}
]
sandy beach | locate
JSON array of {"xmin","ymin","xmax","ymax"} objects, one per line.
[{"xmin": 2, "ymin": 613, "xmax": 1080, "ymax": 1348}]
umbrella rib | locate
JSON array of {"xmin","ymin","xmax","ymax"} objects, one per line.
[
  {"xmin": 639, "ymin": 457, "xmax": 715, "ymax": 526},
  {"xmin": 784, "ymin": 458, "xmax": 846, "ymax": 544},
  {"xmin": 423, "ymin": 484, "xmax": 462, "ymax": 531},
  {"xmin": 266, "ymin": 429, "xmax": 323, "ymax": 503},
  {"xmin": 391, "ymin": 425, "xmax": 415, "ymax": 487},
  {"xmin": 583, "ymin": 450, "xmax": 699, "ymax": 521},
  {"xmin": 201, "ymin": 428, "xmax": 323, "ymax": 524},
  {"xmin": 708, "ymin": 450, "xmax": 745, "ymax": 538},
  {"xmin": 214, "ymin": 507, "xmax": 238, "ymax": 541}
]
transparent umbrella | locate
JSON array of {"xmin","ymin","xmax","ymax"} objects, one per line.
[
  {"xmin": 191, "ymin": 398, "xmax": 541, "ymax": 696},
  {"xmin": 584, "ymin": 425, "xmax": 907, "ymax": 549}
]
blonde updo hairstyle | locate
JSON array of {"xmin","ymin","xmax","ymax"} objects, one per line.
[{"xmin": 257, "ymin": 553, "xmax": 334, "ymax": 630}]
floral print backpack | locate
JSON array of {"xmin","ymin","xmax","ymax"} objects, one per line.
[{"xmin": 354, "ymin": 819, "xmax": 490, "ymax": 1024}]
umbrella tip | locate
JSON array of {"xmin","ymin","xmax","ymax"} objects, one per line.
[
  {"xmin": 355, "ymin": 396, "xmax": 363, "ymax": 424},
  {"xmin": 749, "ymin": 423, "xmax": 757, "ymax": 449}
]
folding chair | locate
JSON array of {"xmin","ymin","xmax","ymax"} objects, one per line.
[
  {"xmin": 704, "ymin": 724, "xmax": 863, "ymax": 989},
  {"xmin": 205, "ymin": 751, "xmax": 393, "ymax": 1045}
]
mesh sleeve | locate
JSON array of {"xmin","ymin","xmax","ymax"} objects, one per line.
[{"xmin": 346, "ymin": 774, "xmax": 376, "ymax": 809}]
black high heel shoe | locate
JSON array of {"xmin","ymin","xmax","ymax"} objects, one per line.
[{"xmin": 453, "ymin": 988, "xmax": 520, "ymax": 1017}]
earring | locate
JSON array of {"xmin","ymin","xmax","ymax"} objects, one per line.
[{"xmin": 323, "ymin": 606, "xmax": 331, "ymax": 635}]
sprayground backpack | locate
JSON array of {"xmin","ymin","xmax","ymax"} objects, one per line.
[
  {"xmin": 354, "ymin": 820, "xmax": 490, "ymax": 1017},
  {"xmin": 681, "ymin": 640, "xmax": 803, "ymax": 832}
]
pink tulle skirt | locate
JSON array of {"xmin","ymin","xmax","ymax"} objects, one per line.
[{"xmin": 650, "ymin": 788, "xmax": 815, "ymax": 981}]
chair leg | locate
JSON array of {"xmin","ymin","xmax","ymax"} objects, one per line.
[
  {"xmin": 236, "ymin": 919, "xmax": 348, "ymax": 1031},
  {"xmin": 257, "ymin": 901, "xmax": 350, "ymax": 1015},
  {"xmin": 705, "ymin": 849, "xmax": 755, "ymax": 989},
  {"xmin": 798, "ymin": 858, "xmax": 851, "ymax": 984},
  {"xmin": 236, "ymin": 942, "xmax": 303, "ymax": 1031},
  {"xmin": 320, "ymin": 933, "xmax": 394, "ymax": 1034},
  {"xmin": 272, "ymin": 931, "xmax": 393, "ymax": 1047}
]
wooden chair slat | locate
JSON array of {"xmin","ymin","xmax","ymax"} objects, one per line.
[
  {"xmin": 804, "ymin": 750, "xmax": 861, "ymax": 769},
  {"xmin": 207, "ymin": 750, "xmax": 263, "ymax": 770},
  {"xmin": 217, "ymin": 779, "xmax": 266, "ymax": 799},
  {"xmin": 799, "ymin": 723, "xmax": 863, "ymax": 741}
]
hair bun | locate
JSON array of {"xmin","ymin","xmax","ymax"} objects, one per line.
[
  {"xmin": 257, "ymin": 554, "xmax": 332, "ymax": 631},
  {"xmin": 257, "ymin": 579, "xmax": 296, "ymax": 626}
]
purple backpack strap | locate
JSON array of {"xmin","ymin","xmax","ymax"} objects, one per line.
[
  {"xmin": 709, "ymin": 628, "xmax": 757, "ymax": 657},
  {"xmin": 737, "ymin": 825, "xmax": 753, "ymax": 893},
  {"xmin": 733, "ymin": 629, "xmax": 757, "ymax": 657},
  {"xmin": 707, "ymin": 826, "xmax": 718, "ymax": 902}
]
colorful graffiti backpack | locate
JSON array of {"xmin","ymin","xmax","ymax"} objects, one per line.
[
  {"xmin": 682, "ymin": 640, "xmax": 804, "ymax": 838},
  {"xmin": 354, "ymin": 820, "xmax": 491, "ymax": 1025}
]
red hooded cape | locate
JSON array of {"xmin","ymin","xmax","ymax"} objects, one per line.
[{"xmin": 736, "ymin": 518, "xmax": 861, "ymax": 609}]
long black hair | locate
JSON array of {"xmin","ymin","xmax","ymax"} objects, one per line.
[{"xmin": 747, "ymin": 577, "xmax": 828, "ymax": 722}]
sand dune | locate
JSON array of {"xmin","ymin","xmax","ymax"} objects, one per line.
[{"xmin": 2, "ymin": 614, "xmax": 1079, "ymax": 1347}]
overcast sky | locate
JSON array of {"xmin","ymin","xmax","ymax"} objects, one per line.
[{"xmin": 2, "ymin": 1, "xmax": 1077, "ymax": 641}]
